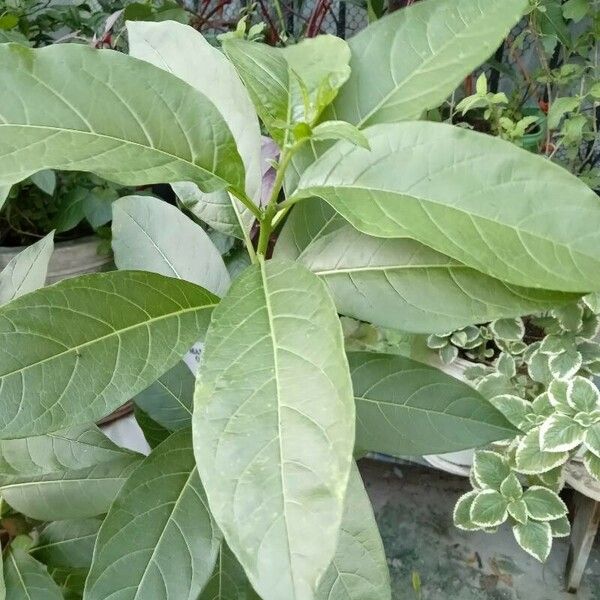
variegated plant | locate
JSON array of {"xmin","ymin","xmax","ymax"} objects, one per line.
[{"xmin": 1, "ymin": 0, "xmax": 600, "ymax": 595}]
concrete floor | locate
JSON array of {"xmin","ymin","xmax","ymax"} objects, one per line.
[{"xmin": 359, "ymin": 459, "xmax": 600, "ymax": 600}]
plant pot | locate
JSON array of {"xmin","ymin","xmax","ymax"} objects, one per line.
[{"xmin": 0, "ymin": 235, "xmax": 113, "ymax": 284}]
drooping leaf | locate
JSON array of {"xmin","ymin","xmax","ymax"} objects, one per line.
[
  {"xmin": 316, "ymin": 463, "xmax": 391, "ymax": 600},
  {"xmin": 349, "ymin": 352, "xmax": 515, "ymax": 457},
  {"xmin": 513, "ymin": 520, "xmax": 552, "ymax": 562},
  {"xmin": 112, "ymin": 195, "xmax": 230, "ymax": 296},
  {"xmin": 292, "ymin": 121, "xmax": 600, "ymax": 292},
  {"xmin": 85, "ymin": 430, "xmax": 220, "ymax": 600},
  {"xmin": 0, "ymin": 43, "xmax": 244, "ymax": 193},
  {"xmin": 0, "ymin": 455, "xmax": 141, "ymax": 520},
  {"xmin": 133, "ymin": 360, "xmax": 193, "ymax": 432},
  {"xmin": 329, "ymin": 0, "xmax": 527, "ymax": 126},
  {"xmin": 194, "ymin": 258, "xmax": 355, "ymax": 600},
  {"xmin": 297, "ymin": 224, "xmax": 577, "ymax": 333},
  {"xmin": 127, "ymin": 20, "xmax": 260, "ymax": 238},
  {"xmin": 133, "ymin": 405, "xmax": 171, "ymax": 449},
  {"xmin": 0, "ymin": 231, "xmax": 54, "ymax": 304},
  {"xmin": 0, "ymin": 271, "xmax": 217, "ymax": 438},
  {"xmin": 32, "ymin": 519, "xmax": 102, "ymax": 569},
  {"xmin": 0, "ymin": 425, "xmax": 135, "ymax": 476},
  {"xmin": 4, "ymin": 548, "xmax": 63, "ymax": 600}
]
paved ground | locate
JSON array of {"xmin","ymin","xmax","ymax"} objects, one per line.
[{"xmin": 359, "ymin": 459, "xmax": 600, "ymax": 600}]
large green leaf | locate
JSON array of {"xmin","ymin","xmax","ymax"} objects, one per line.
[
  {"xmin": 112, "ymin": 195, "xmax": 230, "ymax": 296},
  {"xmin": 199, "ymin": 542, "xmax": 260, "ymax": 600},
  {"xmin": 330, "ymin": 0, "xmax": 527, "ymax": 126},
  {"xmin": 222, "ymin": 36, "xmax": 350, "ymax": 146},
  {"xmin": 133, "ymin": 360, "xmax": 193, "ymax": 432},
  {"xmin": 134, "ymin": 405, "xmax": 172, "ymax": 449},
  {"xmin": 85, "ymin": 429, "xmax": 220, "ymax": 600},
  {"xmin": 0, "ymin": 425, "xmax": 135, "ymax": 476},
  {"xmin": 127, "ymin": 20, "xmax": 259, "ymax": 238},
  {"xmin": 0, "ymin": 271, "xmax": 217, "ymax": 438},
  {"xmin": 4, "ymin": 549, "xmax": 63, "ymax": 600},
  {"xmin": 0, "ymin": 43, "xmax": 244, "ymax": 192},
  {"xmin": 0, "ymin": 455, "xmax": 140, "ymax": 520},
  {"xmin": 297, "ymin": 224, "xmax": 577, "ymax": 333},
  {"xmin": 293, "ymin": 121, "xmax": 600, "ymax": 292},
  {"xmin": 349, "ymin": 352, "xmax": 516, "ymax": 456},
  {"xmin": 316, "ymin": 463, "xmax": 390, "ymax": 600},
  {"xmin": 0, "ymin": 232, "xmax": 53, "ymax": 304},
  {"xmin": 193, "ymin": 258, "xmax": 355, "ymax": 600},
  {"xmin": 32, "ymin": 519, "xmax": 101, "ymax": 569}
]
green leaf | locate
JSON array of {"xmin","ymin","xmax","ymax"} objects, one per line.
[
  {"xmin": 548, "ymin": 379, "xmax": 570, "ymax": 410},
  {"xmin": 500, "ymin": 472, "xmax": 522, "ymax": 501},
  {"xmin": 133, "ymin": 405, "xmax": 171, "ymax": 449},
  {"xmin": 4, "ymin": 549, "xmax": 63, "ymax": 600},
  {"xmin": 48, "ymin": 567, "xmax": 87, "ymax": 599},
  {"xmin": 311, "ymin": 121, "xmax": 370, "ymax": 149},
  {"xmin": 563, "ymin": 0, "xmax": 589, "ymax": 21},
  {"xmin": 584, "ymin": 424, "xmax": 600, "ymax": 457},
  {"xmin": 472, "ymin": 451, "xmax": 510, "ymax": 491},
  {"xmin": 567, "ymin": 376, "xmax": 599, "ymax": 412},
  {"xmin": 489, "ymin": 319, "xmax": 524, "ymax": 341},
  {"xmin": 0, "ymin": 43, "xmax": 244, "ymax": 193},
  {"xmin": 522, "ymin": 486, "xmax": 567, "ymax": 521},
  {"xmin": 112, "ymin": 195, "xmax": 230, "ymax": 296},
  {"xmin": 0, "ymin": 231, "xmax": 54, "ymax": 304},
  {"xmin": 29, "ymin": 169, "xmax": 56, "ymax": 195},
  {"xmin": 584, "ymin": 450, "xmax": 600, "ymax": 479},
  {"xmin": 469, "ymin": 490, "xmax": 508, "ymax": 527},
  {"xmin": 198, "ymin": 542, "xmax": 261, "ymax": 600},
  {"xmin": 539, "ymin": 414, "xmax": 585, "ymax": 452},
  {"xmin": 453, "ymin": 491, "xmax": 480, "ymax": 531},
  {"xmin": 548, "ymin": 97, "xmax": 580, "ymax": 129},
  {"xmin": 349, "ymin": 352, "xmax": 515, "ymax": 456},
  {"xmin": 329, "ymin": 0, "xmax": 527, "ymax": 126},
  {"xmin": 550, "ymin": 515, "xmax": 571, "ymax": 538},
  {"xmin": 85, "ymin": 429, "xmax": 220, "ymax": 600},
  {"xmin": 515, "ymin": 428, "xmax": 569, "ymax": 474},
  {"xmin": 513, "ymin": 521, "xmax": 552, "ymax": 562},
  {"xmin": 0, "ymin": 185, "xmax": 10, "ymax": 211},
  {"xmin": 0, "ymin": 271, "xmax": 217, "ymax": 438},
  {"xmin": 133, "ymin": 360, "xmax": 193, "ymax": 432},
  {"xmin": 548, "ymin": 348, "xmax": 582, "ymax": 379},
  {"xmin": 127, "ymin": 20, "xmax": 260, "ymax": 238},
  {"xmin": 292, "ymin": 121, "xmax": 600, "ymax": 292},
  {"xmin": 508, "ymin": 499, "xmax": 528, "ymax": 524},
  {"xmin": 296, "ymin": 224, "xmax": 575, "ymax": 333},
  {"xmin": 32, "ymin": 519, "xmax": 101, "ymax": 569},
  {"xmin": 0, "ymin": 455, "xmax": 141, "ymax": 520},
  {"xmin": 316, "ymin": 464, "xmax": 391, "ymax": 600},
  {"xmin": 193, "ymin": 258, "xmax": 355, "ymax": 600},
  {"xmin": 489, "ymin": 395, "xmax": 530, "ymax": 430},
  {"xmin": 0, "ymin": 424, "xmax": 135, "ymax": 476}
]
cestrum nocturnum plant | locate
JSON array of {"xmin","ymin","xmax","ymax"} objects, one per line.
[{"xmin": 2, "ymin": 0, "xmax": 600, "ymax": 595}]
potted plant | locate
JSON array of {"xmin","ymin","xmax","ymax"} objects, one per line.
[{"xmin": 1, "ymin": 0, "xmax": 600, "ymax": 596}]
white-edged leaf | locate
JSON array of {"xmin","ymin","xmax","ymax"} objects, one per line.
[
  {"xmin": 330, "ymin": 0, "xmax": 527, "ymax": 126},
  {"xmin": 349, "ymin": 352, "xmax": 515, "ymax": 456},
  {"xmin": 550, "ymin": 515, "xmax": 571, "ymax": 538},
  {"xmin": 513, "ymin": 521, "xmax": 552, "ymax": 562},
  {"xmin": 539, "ymin": 414, "xmax": 585, "ymax": 452},
  {"xmin": 193, "ymin": 258, "xmax": 355, "ymax": 600},
  {"xmin": 453, "ymin": 491, "xmax": 480, "ymax": 531},
  {"xmin": 500, "ymin": 472, "xmax": 522, "ymax": 501},
  {"xmin": 133, "ymin": 360, "xmax": 193, "ymax": 432},
  {"xmin": 548, "ymin": 379, "xmax": 570, "ymax": 410},
  {"xmin": 469, "ymin": 489, "xmax": 508, "ymax": 527},
  {"xmin": 489, "ymin": 395, "xmax": 531, "ymax": 430},
  {"xmin": 296, "ymin": 224, "xmax": 576, "ymax": 334},
  {"xmin": 549, "ymin": 348, "xmax": 582, "ymax": 379},
  {"xmin": 292, "ymin": 121, "xmax": 600, "ymax": 292},
  {"xmin": 4, "ymin": 548, "xmax": 63, "ymax": 600},
  {"xmin": 508, "ymin": 499, "xmax": 528, "ymax": 524},
  {"xmin": 567, "ymin": 376, "xmax": 599, "ymax": 412},
  {"xmin": 584, "ymin": 424, "xmax": 600, "ymax": 457},
  {"xmin": 316, "ymin": 464, "xmax": 391, "ymax": 600},
  {"xmin": 0, "ymin": 43, "xmax": 244, "ymax": 193},
  {"xmin": 112, "ymin": 195, "xmax": 230, "ymax": 296},
  {"xmin": 522, "ymin": 486, "xmax": 567, "ymax": 521},
  {"xmin": 515, "ymin": 428, "xmax": 569, "ymax": 474},
  {"xmin": 0, "ymin": 231, "xmax": 54, "ymax": 304},
  {"xmin": 85, "ymin": 429, "xmax": 220, "ymax": 600},
  {"xmin": 0, "ymin": 271, "xmax": 217, "ymax": 438},
  {"xmin": 0, "ymin": 455, "xmax": 141, "ymax": 520},
  {"xmin": 0, "ymin": 424, "xmax": 135, "ymax": 476},
  {"xmin": 584, "ymin": 450, "xmax": 600, "ymax": 479},
  {"xmin": 472, "ymin": 451, "xmax": 510, "ymax": 491}
]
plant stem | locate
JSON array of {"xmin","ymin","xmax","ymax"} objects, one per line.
[{"xmin": 229, "ymin": 187, "xmax": 263, "ymax": 220}]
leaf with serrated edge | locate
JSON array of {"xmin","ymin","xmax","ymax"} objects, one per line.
[
  {"xmin": 550, "ymin": 515, "xmax": 571, "ymax": 538},
  {"xmin": 515, "ymin": 428, "xmax": 569, "ymax": 474},
  {"xmin": 85, "ymin": 429, "xmax": 220, "ymax": 600},
  {"xmin": 539, "ymin": 414, "xmax": 585, "ymax": 452},
  {"xmin": 469, "ymin": 490, "xmax": 508, "ymax": 527},
  {"xmin": 127, "ymin": 20, "xmax": 259, "ymax": 238},
  {"xmin": 112, "ymin": 195, "xmax": 230, "ymax": 296},
  {"xmin": 349, "ymin": 352, "xmax": 515, "ymax": 457},
  {"xmin": 513, "ymin": 521, "xmax": 552, "ymax": 562},
  {"xmin": 508, "ymin": 499, "xmax": 528, "ymax": 524},
  {"xmin": 193, "ymin": 258, "xmax": 355, "ymax": 600},
  {"xmin": 567, "ymin": 376, "xmax": 599, "ymax": 412},
  {"xmin": 453, "ymin": 491, "xmax": 479, "ymax": 531},
  {"xmin": 4, "ymin": 548, "xmax": 63, "ymax": 600},
  {"xmin": 0, "ymin": 43, "xmax": 244, "ymax": 193},
  {"xmin": 472, "ymin": 451, "xmax": 510, "ymax": 491},
  {"xmin": 489, "ymin": 395, "xmax": 531, "ymax": 430},
  {"xmin": 0, "ymin": 424, "xmax": 135, "ymax": 476},
  {"xmin": 329, "ymin": 0, "xmax": 527, "ymax": 126},
  {"xmin": 0, "ymin": 231, "xmax": 54, "ymax": 304},
  {"xmin": 522, "ymin": 486, "xmax": 567, "ymax": 521},
  {"xmin": 296, "ymin": 224, "xmax": 577, "ymax": 334},
  {"xmin": 316, "ymin": 463, "xmax": 391, "ymax": 600},
  {"xmin": 292, "ymin": 121, "xmax": 600, "ymax": 292},
  {"xmin": 0, "ymin": 271, "xmax": 217, "ymax": 438}
]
